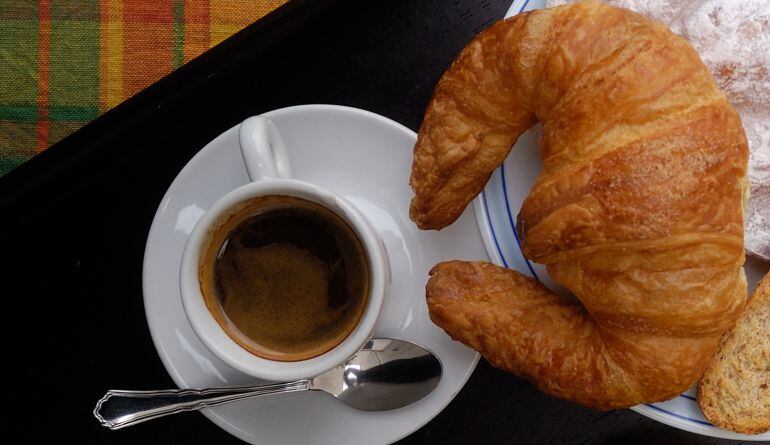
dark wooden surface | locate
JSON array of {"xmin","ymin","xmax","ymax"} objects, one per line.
[{"xmin": 0, "ymin": 1, "xmax": 758, "ymax": 443}]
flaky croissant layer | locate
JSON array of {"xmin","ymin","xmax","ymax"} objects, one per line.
[{"xmin": 411, "ymin": 3, "xmax": 748, "ymax": 409}]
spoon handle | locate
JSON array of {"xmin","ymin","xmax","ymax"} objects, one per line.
[{"xmin": 94, "ymin": 380, "xmax": 310, "ymax": 429}]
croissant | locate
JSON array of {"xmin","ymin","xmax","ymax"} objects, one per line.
[{"xmin": 410, "ymin": 3, "xmax": 749, "ymax": 409}]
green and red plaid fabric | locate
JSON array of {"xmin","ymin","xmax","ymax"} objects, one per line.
[{"xmin": 0, "ymin": 0, "xmax": 286, "ymax": 175}]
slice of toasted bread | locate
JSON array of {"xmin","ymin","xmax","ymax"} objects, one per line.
[{"xmin": 698, "ymin": 271, "xmax": 770, "ymax": 434}]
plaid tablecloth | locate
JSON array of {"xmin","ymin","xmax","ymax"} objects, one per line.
[{"xmin": 0, "ymin": 0, "xmax": 287, "ymax": 176}]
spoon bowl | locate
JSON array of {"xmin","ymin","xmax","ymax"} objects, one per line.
[{"xmin": 311, "ymin": 337, "xmax": 442, "ymax": 411}]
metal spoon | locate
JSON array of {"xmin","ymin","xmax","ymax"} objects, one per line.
[{"xmin": 94, "ymin": 338, "xmax": 442, "ymax": 430}]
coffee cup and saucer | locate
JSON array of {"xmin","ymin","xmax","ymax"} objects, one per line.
[{"xmin": 142, "ymin": 104, "xmax": 488, "ymax": 444}]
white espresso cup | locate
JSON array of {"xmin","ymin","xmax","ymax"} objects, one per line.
[{"xmin": 180, "ymin": 115, "xmax": 388, "ymax": 381}]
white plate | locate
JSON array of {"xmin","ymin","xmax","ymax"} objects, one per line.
[
  {"xmin": 471, "ymin": 0, "xmax": 770, "ymax": 440},
  {"xmin": 142, "ymin": 105, "xmax": 489, "ymax": 445}
]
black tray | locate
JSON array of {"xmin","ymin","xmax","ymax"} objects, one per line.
[{"xmin": 0, "ymin": 1, "xmax": 743, "ymax": 443}]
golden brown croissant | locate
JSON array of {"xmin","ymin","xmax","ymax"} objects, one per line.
[{"xmin": 411, "ymin": 3, "xmax": 749, "ymax": 409}]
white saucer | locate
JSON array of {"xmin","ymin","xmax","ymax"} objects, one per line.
[
  {"xmin": 482, "ymin": 2, "xmax": 769, "ymax": 440},
  {"xmin": 142, "ymin": 105, "xmax": 488, "ymax": 445}
]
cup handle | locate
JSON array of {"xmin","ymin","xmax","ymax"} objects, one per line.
[{"xmin": 238, "ymin": 116, "xmax": 293, "ymax": 181}]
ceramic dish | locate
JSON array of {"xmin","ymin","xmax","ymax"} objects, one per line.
[{"xmin": 472, "ymin": 1, "xmax": 770, "ymax": 440}]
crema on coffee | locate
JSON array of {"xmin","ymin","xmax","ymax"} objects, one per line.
[{"xmin": 199, "ymin": 195, "xmax": 370, "ymax": 362}]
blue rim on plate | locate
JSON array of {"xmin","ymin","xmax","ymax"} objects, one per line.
[{"xmin": 472, "ymin": 0, "xmax": 770, "ymax": 441}]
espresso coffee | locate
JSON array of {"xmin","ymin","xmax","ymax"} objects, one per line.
[{"xmin": 199, "ymin": 195, "xmax": 370, "ymax": 362}]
